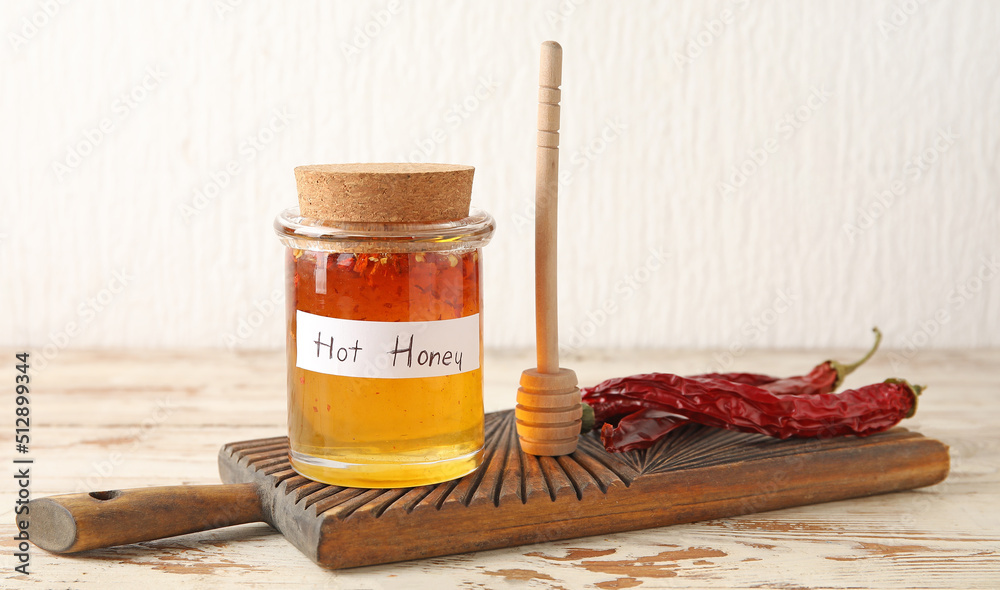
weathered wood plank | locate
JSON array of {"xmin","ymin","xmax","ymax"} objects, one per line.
[{"xmin": 2, "ymin": 348, "xmax": 998, "ymax": 588}]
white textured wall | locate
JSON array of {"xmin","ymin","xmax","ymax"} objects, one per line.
[{"xmin": 3, "ymin": 1, "xmax": 998, "ymax": 360}]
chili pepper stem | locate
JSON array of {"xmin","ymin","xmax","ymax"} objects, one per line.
[
  {"xmin": 580, "ymin": 402, "xmax": 595, "ymax": 434},
  {"xmin": 829, "ymin": 327, "xmax": 883, "ymax": 390}
]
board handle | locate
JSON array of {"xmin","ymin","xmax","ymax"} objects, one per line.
[{"xmin": 24, "ymin": 483, "xmax": 265, "ymax": 553}]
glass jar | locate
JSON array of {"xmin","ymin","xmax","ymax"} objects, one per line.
[{"xmin": 274, "ymin": 207, "xmax": 495, "ymax": 488}]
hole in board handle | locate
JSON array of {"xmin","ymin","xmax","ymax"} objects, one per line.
[{"xmin": 89, "ymin": 490, "xmax": 122, "ymax": 501}]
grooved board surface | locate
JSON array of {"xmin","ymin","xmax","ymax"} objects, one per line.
[{"xmin": 218, "ymin": 410, "xmax": 949, "ymax": 570}]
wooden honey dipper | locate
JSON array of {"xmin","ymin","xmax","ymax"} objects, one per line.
[{"xmin": 516, "ymin": 41, "xmax": 583, "ymax": 456}]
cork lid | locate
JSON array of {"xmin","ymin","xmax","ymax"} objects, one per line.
[{"xmin": 294, "ymin": 163, "xmax": 474, "ymax": 223}]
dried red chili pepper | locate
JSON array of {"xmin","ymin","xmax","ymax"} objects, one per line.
[
  {"xmin": 586, "ymin": 374, "xmax": 920, "ymax": 450},
  {"xmin": 585, "ymin": 374, "xmax": 778, "ymax": 425},
  {"xmin": 585, "ymin": 373, "xmax": 782, "ymax": 427},
  {"xmin": 753, "ymin": 328, "xmax": 882, "ymax": 396},
  {"xmin": 580, "ymin": 329, "xmax": 904, "ymax": 452},
  {"xmin": 584, "ymin": 393, "xmax": 651, "ymax": 425},
  {"xmin": 684, "ymin": 328, "xmax": 882, "ymax": 397},
  {"xmin": 598, "ymin": 408, "xmax": 687, "ymax": 452},
  {"xmin": 583, "ymin": 328, "xmax": 884, "ymax": 430}
]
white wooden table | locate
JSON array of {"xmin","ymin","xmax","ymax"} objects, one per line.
[{"xmin": 3, "ymin": 348, "xmax": 998, "ymax": 588}]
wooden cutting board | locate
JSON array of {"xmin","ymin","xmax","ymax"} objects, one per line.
[{"xmin": 217, "ymin": 409, "xmax": 949, "ymax": 569}]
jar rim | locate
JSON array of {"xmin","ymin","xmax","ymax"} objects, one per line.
[{"xmin": 274, "ymin": 206, "xmax": 495, "ymax": 252}]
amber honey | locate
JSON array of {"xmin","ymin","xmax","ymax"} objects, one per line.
[{"xmin": 284, "ymin": 247, "xmax": 485, "ymax": 487}]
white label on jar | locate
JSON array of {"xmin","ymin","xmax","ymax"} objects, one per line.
[{"xmin": 295, "ymin": 311, "xmax": 481, "ymax": 379}]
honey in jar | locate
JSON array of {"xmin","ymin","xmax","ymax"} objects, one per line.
[{"xmin": 274, "ymin": 164, "xmax": 495, "ymax": 488}]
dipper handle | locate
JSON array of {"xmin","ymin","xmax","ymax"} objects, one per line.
[
  {"xmin": 535, "ymin": 39, "xmax": 561, "ymax": 374},
  {"xmin": 517, "ymin": 41, "xmax": 582, "ymax": 456}
]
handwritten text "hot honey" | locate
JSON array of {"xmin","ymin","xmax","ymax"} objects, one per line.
[
  {"xmin": 296, "ymin": 312, "xmax": 480, "ymax": 379},
  {"xmin": 312, "ymin": 334, "xmax": 463, "ymax": 372}
]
